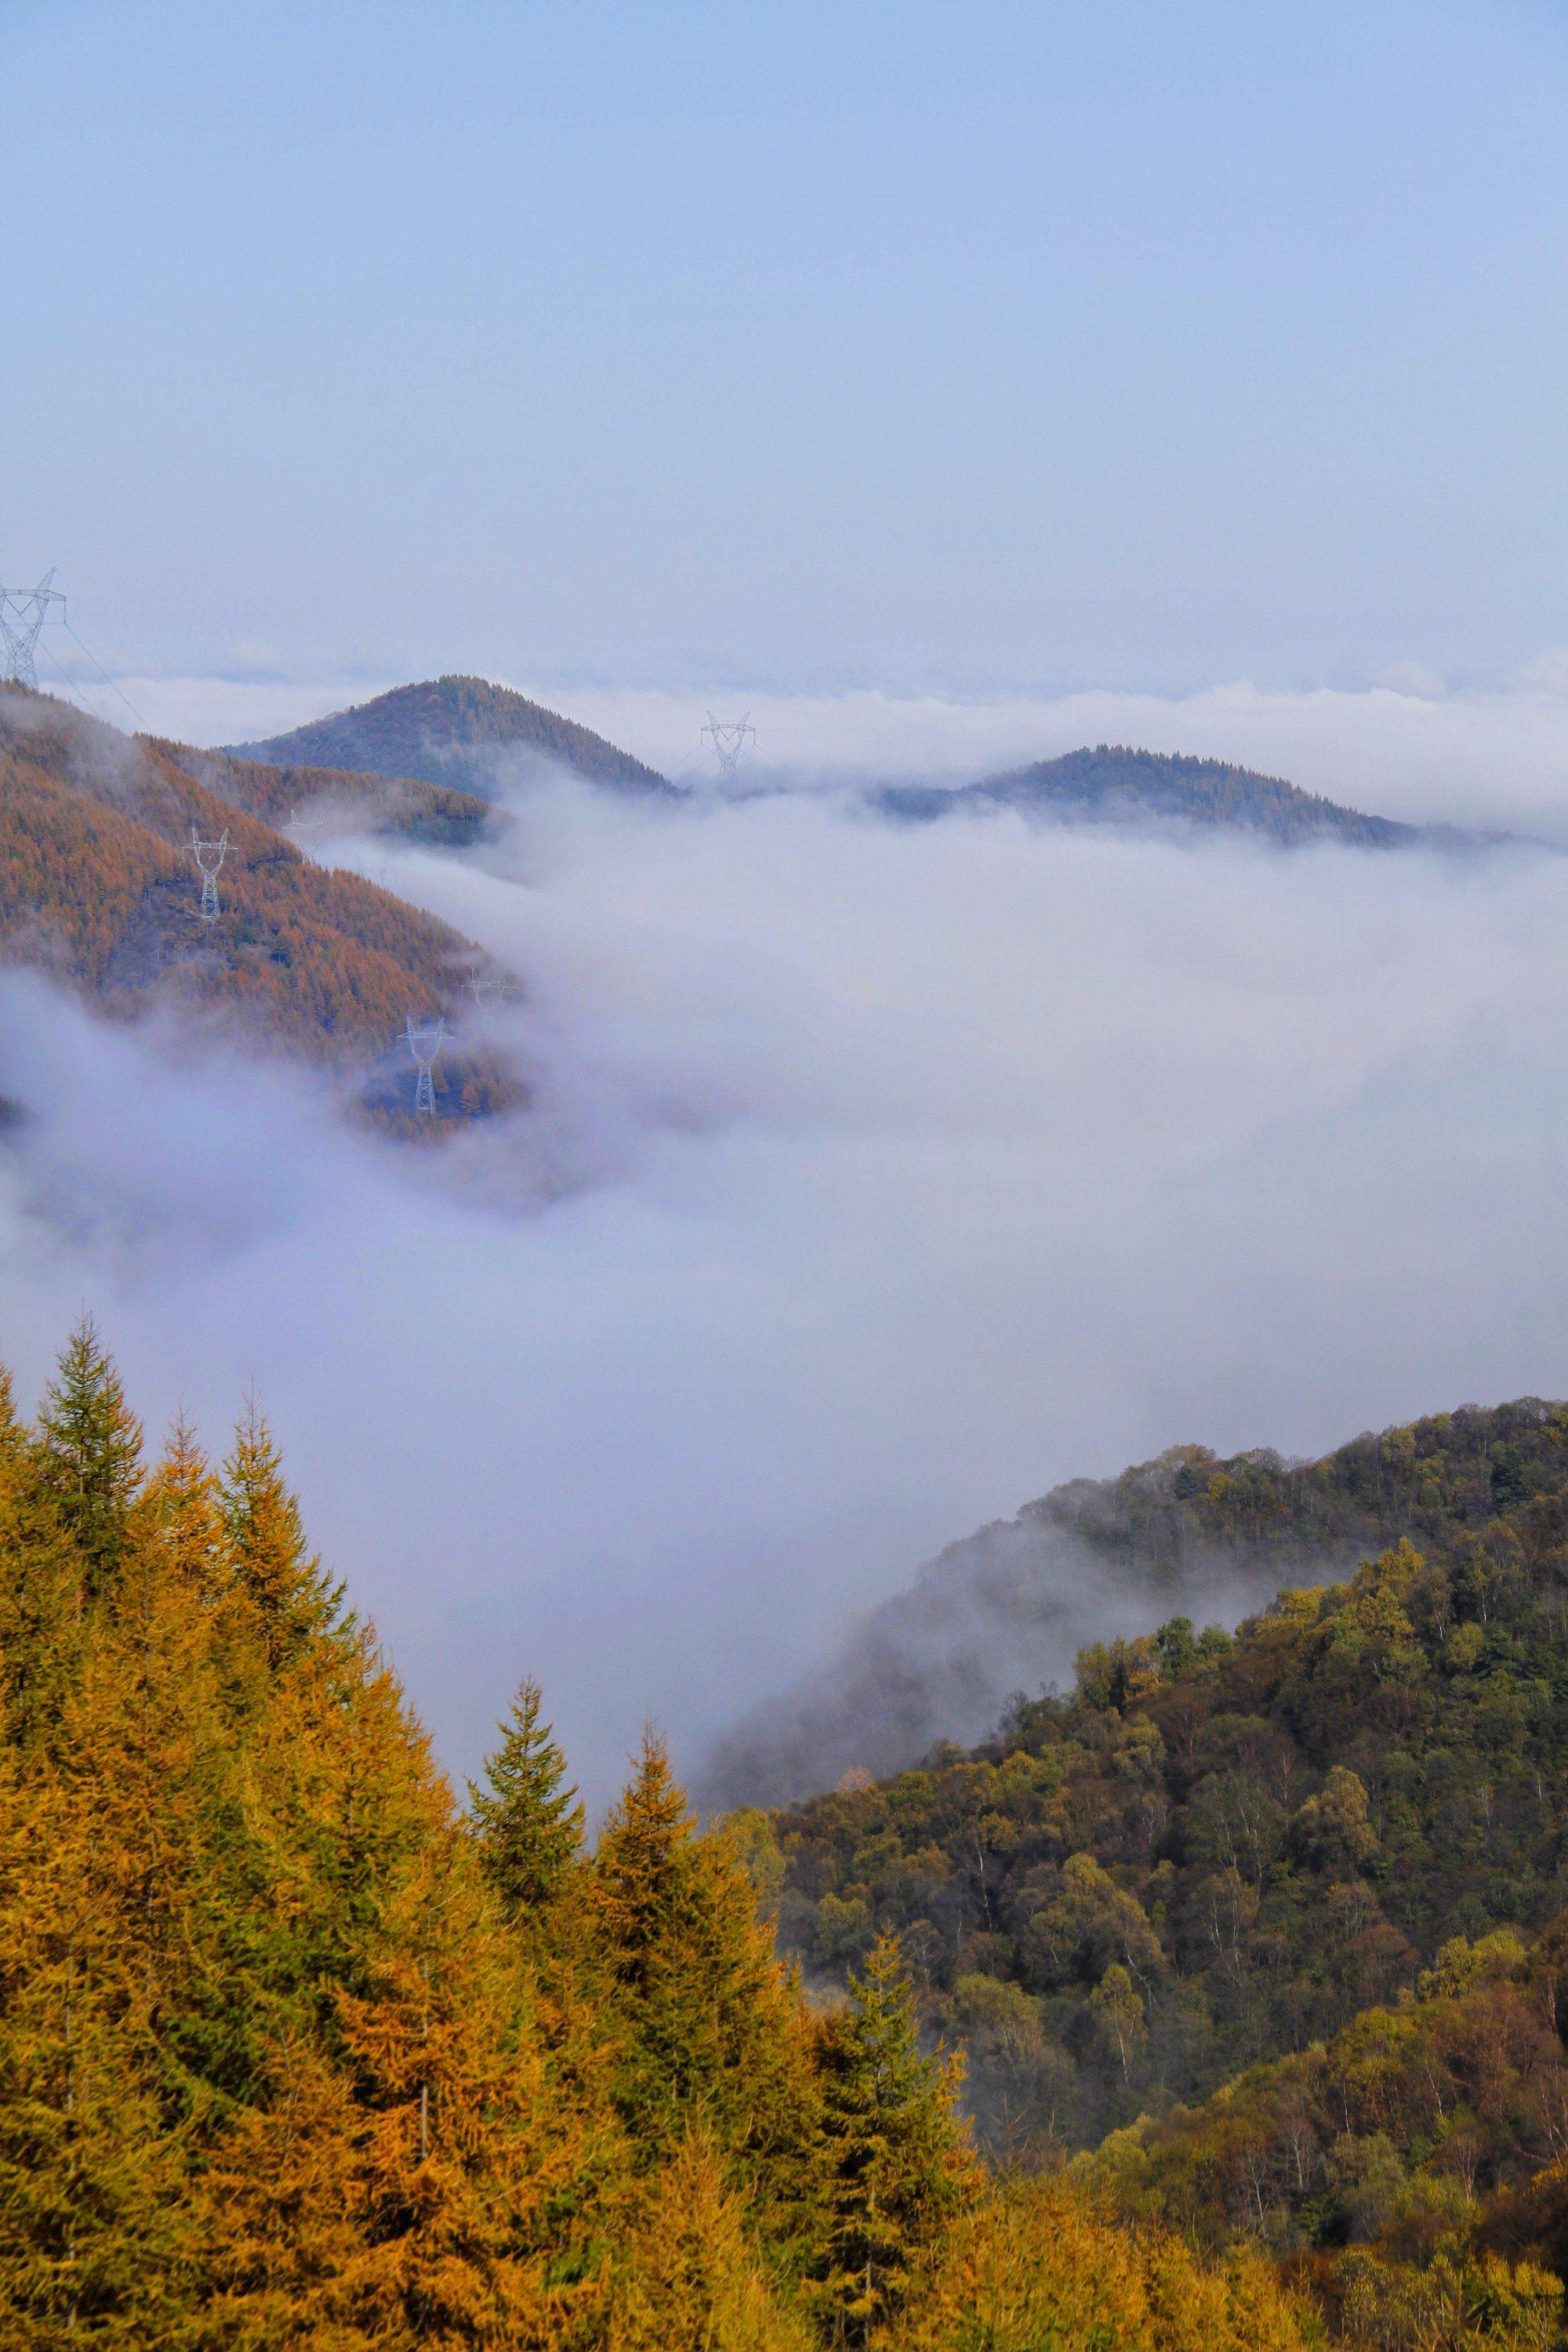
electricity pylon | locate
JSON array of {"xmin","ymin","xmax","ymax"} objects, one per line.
[
  {"xmin": 404, "ymin": 1014, "xmax": 446, "ymax": 1116},
  {"xmin": 700, "ymin": 711, "xmax": 755, "ymax": 780},
  {"xmin": 0, "ymin": 570, "xmax": 66, "ymax": 689},
  {"xmin": 191, "ymin": 828, "xmax": 229, "ymax": 920}
]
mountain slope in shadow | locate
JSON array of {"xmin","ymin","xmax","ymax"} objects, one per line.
[
  {"xmin": 874, "ymin": 742, "xmax": 1504, "ymax": 849},
  {"xmin": 229, "ymin": 673, "xmax": 677, "ymax": 800}
]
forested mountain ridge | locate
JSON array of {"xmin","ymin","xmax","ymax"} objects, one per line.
[
  {"xmin": 1073, "ymin": 1913, "xmax": 1568, "ymax": 2302},
  {"xmin": 229, "ymin": 673, "xmax": 678, "ymax": 800},
  {"xmin": 704, "ymin": 1399, "xmax": 1554, "ymax": 1809},
  {"xmin": 0, "ymin": 686, "xmax": 509, "ymax": 1113},
  {"xmin": 164, "ymin": 736, "xmax": 493, "ymax": 848},
  {"xmin": 0, "ymin": 1324, "xmax": 1314, "ymax": 2350},
  {"xmin": 874, "ymin": 743, "xmax": 1497, "ymax": 848},
  {"xmin": 740, "ymin": 1396, "xmax": 1568, "ymax": 2216}
]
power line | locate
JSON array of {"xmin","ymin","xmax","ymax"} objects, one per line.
[
  {"xmin": 0, "ymin": 567, "xmax": 147, "ymax": 730},
  {"xmin": 31, "ymin": 633, "xmax": 97, "ymax": 717},
  {"xmin": 62, "ymin": 618, "xmax": 146, "ymax": 730}
]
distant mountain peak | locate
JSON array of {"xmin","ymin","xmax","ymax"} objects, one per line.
[
  {"xmin": 227, "ymin": 674, "xmax": 677, "ymax": 800},
  {"xmin": 873, "ymin": 742, "xmax": 1490, "ymax": 849}
]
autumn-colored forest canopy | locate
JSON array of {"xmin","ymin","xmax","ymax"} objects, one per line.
[
  {"xmin": 0, "ymin": 1326, "xmax": 1324, "ymax": 2349},
  {"xmin": 167, "ymin": 740, "xmax": 494, "ymax": 852},
  {"xmin": 0, "ymin": 686, "xmax": 511, "ymax": 1117}
]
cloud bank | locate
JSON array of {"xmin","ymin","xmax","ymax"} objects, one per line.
[
  {"xmin": 5, "ymin": 776, "xmax": 1568, "ymax": 1809},
  {"xmin": 64, "ymin": 659, "xmax": 1568, "ymax": 839}
]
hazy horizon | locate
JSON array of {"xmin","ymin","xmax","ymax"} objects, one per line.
[{"xmin": 8, "ymin": 2, "xmax": 1568, "ymax": 705}]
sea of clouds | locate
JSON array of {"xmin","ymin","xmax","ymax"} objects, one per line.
[
  {"xmin": 74, "ymin": 659, "xmax": 1568, "ymax": 837},
  {"xmin": 5, "ymin": 696, "xmax": 1568, "ymax": 1808}
]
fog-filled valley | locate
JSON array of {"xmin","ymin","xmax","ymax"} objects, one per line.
[
  {"xmin": 18, "ymin": 2, "xmax": 1568, "ymax": 2337},
  {"xmin": 5, "ymin": 719, "xmax": 1568, "ymax": 1808}
]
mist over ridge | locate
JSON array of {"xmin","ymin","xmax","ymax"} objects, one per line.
[
  {"xmin": 698, "ymin": 1399, "xmax": 1559, "ymax": 1811},
  {"xmin": 4, "ymin": 728, "xmax": 1568, "ymax": 1811},
  {"xmin": 80, "ymin": 660, "xmax": 1568, "ymax": 845},
  {"xmin": 16, "ymin": 3, "xmax": 1568, "ymax": 2322}
]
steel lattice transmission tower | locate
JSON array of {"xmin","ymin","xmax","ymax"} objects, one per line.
[
  {"xmin": 404, "ymin": 1014, "xmax": 446, "ymax": 1116},
  {"xmin": 0, "ymin": 570, "xmax": 67, "ymax": 690},
  {"xmin": 191, "ymin": 827, "xmax": 229, "ymax": 921},
  {"xmin": 700, "ymin": 711, "xmax": 755, "ymax": 780}
]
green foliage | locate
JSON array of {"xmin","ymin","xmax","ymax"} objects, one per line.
[
  {"xmin": 468, "ymin": 1675, "xmax": 583, "ymax": 1921},
  {"xmin": 1072, "ymin": 1914, "xmax": 1568, "ymax": 2299},
  {"xmin": 22, "ymin": 1327, "xmax": 1553, "ymax": 2346},
  {"xmin": 219, "ymin": 1400, "xmax": 344, "ymax": 1659},
  {"xmin": 764, "ymin": 1403, "xmax": 1568, "ymax": 2172},
  {"xmin": 808, "ymin": 1936, "xmax": 971, "ymax": 2344},
  {"xmin": 590, "ymin": 1729, "xmax": 822, "ymax": 2263},
  {"xmin": 1327, "ymin": 2247, "xmax": 1561, "ymax": 2352},
  {"xmin": 33, "ymin": 1316, "xmax": 143, "ymax": 1594}
]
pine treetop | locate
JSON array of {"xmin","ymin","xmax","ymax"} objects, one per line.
[
  {"xmin": 593, "ymin": 1726, "xmax": 692, "ymax": 1978},
  {"xmin": 811, "ymin": 1934, "xmax": 971, "ymax": 2342},
  {"xmin": 34, "ymin": 1317, "xmax": 143, "ymax": 1593},
  {"xmin": 220, "ymin": 1400, "xmax": 344, "ymax": 1661},
  {"xmin": 469, "ymin": 1675, "xmax": 583, "ymax": 1921}
]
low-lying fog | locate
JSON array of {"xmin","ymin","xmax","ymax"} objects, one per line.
[{"xmin": 5, "ymin": 763, "xmax": 1568, "ymax": 1808}]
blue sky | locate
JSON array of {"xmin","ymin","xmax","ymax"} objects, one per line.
[{"xmin": 5, "ymin": 0, "xmax": 1568, "ymax": 697}]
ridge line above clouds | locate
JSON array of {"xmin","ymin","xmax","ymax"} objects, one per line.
[{"xmin": 56, "ymin": 665, "xmax": 1568, "ymax": 841}]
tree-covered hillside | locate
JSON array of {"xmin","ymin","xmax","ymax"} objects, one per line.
[
  {"xmin": 746, "ymin": 1399, "xmax": 1568, "ymax": 2183},
  {"xmin": 230, "ymin": 673, "xmax": 677, "ymax": 800},
  {"xmin": 0, "ymin": 1326, "xmax": 1313, "ymax": 2350},
  {"xmin": 165, "ymin": 739, "xmax": 494, "ymax": 849},
  {"xmin": 706, "ymin": 1403, "xmax": 1559, "ymax": 1809},
  {"xmin": 0, "ymin": 687, "xmax": 510, "ymax": 1116},
  {"xmin": 874, "ymin": 743, "xmax": 1485, "ymax": 848},
  {"xmin": 1074, "ymin": 1915, "xmax": 1568, "ymax": 2293}
]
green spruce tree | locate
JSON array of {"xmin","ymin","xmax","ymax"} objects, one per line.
[
  {"xmin": 33, "ymin": 1319, "xmax": 142, "ymax": 1596},
  {"xmin": 218, "ymin": 1400, "xmax": 343, "ymax": 1664},
  {"xmin": 592, "ymin": 1726, "xmax": 689, "ymax": 1997},
  {"xmin": 591, "ymin": 1729, "xmax": 822, "ymax": 2287},
  {"xmin": 810, "ymin": 1934, "xmax": 970, "ymax": 2346},
  {"xmin": 468, "ymin": 1677, "xmax": 584, "ymax": 1923}
]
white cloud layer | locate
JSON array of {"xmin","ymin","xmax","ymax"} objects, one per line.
[
  {"xmin": 63, "ymin": 660, "xmax": 1568, "ymax": 840},
  {"xmin": 5, "ymin": 779, "xmax": 1568, "ymax": 1807}
]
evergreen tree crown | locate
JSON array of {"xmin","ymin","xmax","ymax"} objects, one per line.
[
  {"xmin": 469, "ymin": 1675, "xmax": 583, "ymax": 1919},
  {"xmin": 34, "ymin": 1318, "xmax": 143, "ymax": 1593}
]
